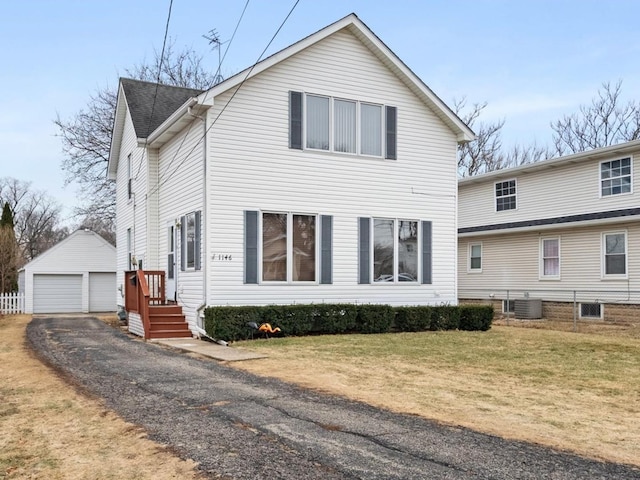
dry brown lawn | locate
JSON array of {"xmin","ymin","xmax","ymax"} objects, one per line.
[
  {"xmin": 0, "ymin": 314, "xmax": 204, "ymax": 480},
  {"xmin": 234, "ymin": 319, "xmax": 640, "ymax": 467}
]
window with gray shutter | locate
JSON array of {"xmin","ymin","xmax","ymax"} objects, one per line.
[
  {"xmin": 421, "ymin": 221, "xmax": 432, "ymax": 284},
  {"xmin": 244, "ymin": 211, "xmax": 259, "ymax": 284},
  {"xmin": 358, "ymin": 217, "xmax": 371, "ymax": 284},
  {"xmin": 289, "ymin": 91, "xmax": 303, "ymax": 150},
  {"xmin": 194, "ymin": 211, "xmax": 202, "ymax": 271},
  {"xmin": 320, "ymin": 215, "xmax": 333, "ymax": 284},
  {"xmin": 385, "ymin": 106, "xmax": 397, "ymax": 160}
]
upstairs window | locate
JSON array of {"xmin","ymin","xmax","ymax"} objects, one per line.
[
  {"xmin": 290, "ymin": 91, "xmax": 396, "ymax": 159},
  {"xmin": 601, "ymin": 157, "xmax": 632, "ymax": 196},
  {"xmin": 495, "ymin": 179, "xmax": 517, "ymax": 211}
]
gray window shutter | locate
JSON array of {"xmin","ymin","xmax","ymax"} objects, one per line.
[
  {"xmin": 244, "ymin": 210, "xmax": 259, "ymax": 284},
  {"xmin": 290, "ymin": 91, "xmax": 303, "ymax": 150},
  {"xmin": 180, "ymin": 215, "xmax": 186, "ymax": 271},
  {"xmin": 320, "ymin": 215, "xmax": 333, "ymax": 284},
  {"xmin": 385, "ymin": 106, "xmax": 397, "ymax": 160},
  {"xmin": 195, "ymin": 211, "xmax": 202, "ymax": 271},
  {"xmin": 421, "ymin": 221, "xmax": 432, "ymax": 284},
  {"xmin": 358, "ymin": 217, "xmax": 370, "ymax": 284}
]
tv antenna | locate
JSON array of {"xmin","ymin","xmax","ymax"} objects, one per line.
[{"xmin": 203, "ymin": 29, "xmax": 228, "ymax": 85}]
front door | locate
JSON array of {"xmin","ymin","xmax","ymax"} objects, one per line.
[{"xmin": 166, "ymin": 222, "xmax": 177, "ymax": 302}]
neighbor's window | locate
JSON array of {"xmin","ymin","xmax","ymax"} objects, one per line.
[
  {"xmin": 580, "ymin": 303, "xmax": 602, "ymax": 319},
  {"xmin": 262, "ymin": 213, "xmax": 316, "ymax": 282},
  {"xmin": 373, "ymin": 219, "xmax": 418, "ymax": 282},
  {"xmin": 293, "ymin": 92, "xmax": 394, "ymax": 158},
  {"xmin": 541, "ymin": 237, "xmax": 560, "ymax": 278},
  {"xmin": 601, "ymin": 157, "xmax": 632, "ymax": 196},
  {"xmin": 603, "ymin": 232, "xmax": 627, "ymax": 276},
  {"xmin": 495, "ymin": 179, "xmax": 517, "ymax": 211},
  {"xmin": 469, "ymin": 243, "xmax": 482, "ymax": 271}
]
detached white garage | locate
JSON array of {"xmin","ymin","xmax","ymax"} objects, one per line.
[{"xmin": 19, "ymin": 229, "xmax": 116, "ymax": 314}]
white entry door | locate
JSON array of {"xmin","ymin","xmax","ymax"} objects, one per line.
[{"xmin": 166, "ymin": 222, "xmax": 177, "ymax": 302}]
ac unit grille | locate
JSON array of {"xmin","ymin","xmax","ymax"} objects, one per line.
[{"xmin": 514, "ymin": 299, "xmax": 542, "ymax": 319}]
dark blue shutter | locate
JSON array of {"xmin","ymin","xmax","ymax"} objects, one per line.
[
  {"xmin": 421, "ymin": 221, "xmax": 432, "ymax": 284},
  {"xmin": 180, "ymin": 215, "xmax": 186, "ymax": 271},
  {"xmin": 244, "ymin": 211, "xmax": 259, "ymax": 284},
  {"xmin": 385, "ymin": 106, "xmax": 397, "ymax": 160},
  {"xmin": 195, "ymin": 211, "xmax": 202, "ymax": 271},
  {"xmin": 320, "ymin": 215, "xmax": 333, "ymax": 284},
  {"xmin": 290, "ymin": 91, "xmax": 303, "ymax": 150},
  {"xmin": 358, "ymin": 217, "xmax": 370, "ymax": 284}
]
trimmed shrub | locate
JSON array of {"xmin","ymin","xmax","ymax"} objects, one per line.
[
  {"xmin": 356, "ymin": 304, "xmax": 394, "ymax": 334},
  {"xmin": 273, "ymin": 304, "xmax": 315, "ymax": 336},
  {"xmin": 204, "ymin": 306, "xmax": 262, "ymax": 341},
  {"xmin": 458, "ymin": 305, "xmax": 493, "ymax": 331},
  {"xmin": 430, "ymin": 305, "xmax": 460, "ymax": 331},
  {"xmin": 394, "ymin": 306, "xmax": 433, "ymax": 332},
  {"xmin": 313, "ymin": 303, "xmax": 358, "ymax": 333}
]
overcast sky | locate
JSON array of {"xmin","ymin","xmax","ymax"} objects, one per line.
[{"xmin": 1, "ymin": 0, "xmax": 639, "ymax": 224}]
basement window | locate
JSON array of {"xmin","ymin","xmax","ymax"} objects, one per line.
[{"xmin": 580, "ymin": 303, "xmax": 602, "ymax": 320}]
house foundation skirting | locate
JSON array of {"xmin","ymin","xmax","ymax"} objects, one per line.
[{"xmin": 459, "ymin": 298, "xmax": 640, "ymax": 324}]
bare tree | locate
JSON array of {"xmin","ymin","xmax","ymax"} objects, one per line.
[
  {"xmin": 76, "ymin": 215, "xmax": 116, "ymax": 246},
  {"xmin": 551, "ymin": 80, "xmax": 640, "ymax": 156},
  {"xmin": 0, "ymin": 177, "xmax": 67, "ymax": 265},
  {"xmin": 54, "ymin": 40, "xmax": 216, "ymax": 229},
  {"xmin": 0, "ymin": 202, "xmax": 19, "ymax": 292}
]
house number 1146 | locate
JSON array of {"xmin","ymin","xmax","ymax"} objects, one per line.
[{"xmin": 212, "ymin": 254, "xmax": 232, "ymax": 261}]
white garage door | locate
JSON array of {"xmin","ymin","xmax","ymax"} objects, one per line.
[
  {"xmin": 89, "ymin": 272, "xmax": 116, "ymax": 312},
  {"xmin": 33, "ymin": 274, "xmax": 83, "ymax": 314}
]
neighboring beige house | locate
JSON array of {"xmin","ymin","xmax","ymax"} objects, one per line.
[
  {"xmin": 458, "ymin": 140, "xmax": 640, "ymax": 323},
  {"xmin": 107, "ymin": 13, "xmax": 474, "ymax": 338},
  {"xmin": 18, "ymin": 229, "xmax": 116, "ymax": 314}
]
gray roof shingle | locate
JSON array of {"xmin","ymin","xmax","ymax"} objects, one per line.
[{"xmin": 120, "ymin": 78, "xmax": 203, "ymax": 139}]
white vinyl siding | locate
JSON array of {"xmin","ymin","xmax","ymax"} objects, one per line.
[
  {"xmin": 206, "ymin": 29, "xmax": 458, "ymax": 306},
  {"xmin": 459, "ymin": 152, "xmax": 640, "ymax": 230},
  {"xmin": 458, "ymin": 222, "xmax": 639, "ymax": 301}
]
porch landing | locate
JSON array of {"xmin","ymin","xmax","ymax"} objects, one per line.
[{"xmin": 151, "ymin": 338, "xmax": 267, "ymax": 362}]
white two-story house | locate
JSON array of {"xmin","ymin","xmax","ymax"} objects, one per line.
[
  {"xmin": 107, "ymin": 13, "xmax": 474, "ymax": 338},
  {"xmin": 458, "ymin": 140, "xmax": 640, "ymax": 323}
]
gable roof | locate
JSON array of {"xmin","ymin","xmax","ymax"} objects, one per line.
[
  {"xmin": 107, "ymin": 79, "xmax": 203, "ymax": 179},
  {"xmin": 19, "ymin": 229, "xmax": 116, "ymax": 272},
  {"xmin": 146, "ymin": 13, "xmax": 475, "ymax": 147}
]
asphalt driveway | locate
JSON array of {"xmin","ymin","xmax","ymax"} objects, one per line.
[{"xmin": 27, "ymin": 316, "xmax": 640, "ymax": 480}]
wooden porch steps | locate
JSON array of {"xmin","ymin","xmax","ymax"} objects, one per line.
[{"xmin": 147, "ymin": 304, "xmax": 192, "ymax": 339}]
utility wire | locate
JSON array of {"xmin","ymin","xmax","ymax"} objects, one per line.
[
  {"xmin": 154, "ymin": 0, "xmax": 251, "ymax": 188},
  {"xmin": 150, "ymin": 0, "xmax": 300, "ymax": 197},
  {"xmin": 133, "ymin": 0, "xmax": 174, "ymax": 182}
]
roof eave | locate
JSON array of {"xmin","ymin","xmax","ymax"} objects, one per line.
[{"xmin": 107, "ymin": 83, "xmax": 127, "ymax": 180}]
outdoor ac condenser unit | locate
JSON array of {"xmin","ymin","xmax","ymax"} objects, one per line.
[{"xmin": 514, "ymin": 298, "xmax": 542, "ymax": 319}]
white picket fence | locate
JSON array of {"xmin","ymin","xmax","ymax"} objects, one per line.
[{"xmin": 0, "ymin": 292, "xmax": 25, "ymax": 314}]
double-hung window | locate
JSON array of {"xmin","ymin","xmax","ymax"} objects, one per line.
[
  {"xmin": 495, "ymin": 179, "xmax": 517, "ymax": 211},
  {"xmin": 540, "ymin": 237, "xmax": 560, "ymax": 279},
  {"xmin": 602, "ymin": 231, "xmax": 627, "ymax": 277},
  {"xmin": 469, "ymin": 243, "xmax": 482, "ymax": 272},
  {"xmin": 180, "ymin": 211, "xmax": 201, "ymax": 271},
  {"xmin": 290, "ymin": 91, "xmax": 396, "ymax": 159},
  {"xmin": 600, "ymin": 157, "xmax": 632, "ymax": 196},
  {"xmin": 358, "ymin": 217, "xmax": 432, "ymax": 284},
  {"xmin": 244, "ymin": 211, "xmax": 333, "ymax": 285},
  {"xmin": 262, "ymin": 212, "xmax": 317, "ymax": 282}
]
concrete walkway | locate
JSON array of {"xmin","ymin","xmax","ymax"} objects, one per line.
[{"xmin": 151, "ymin": 337, "xmax": 266, "ymax": 361}]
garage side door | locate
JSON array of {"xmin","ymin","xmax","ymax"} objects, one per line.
[
  {"xmin": 89, "ymin": 272, "xmax": 116, "ymax": 312},
  {"xmin": 33, "ymin": 274, "xmax": 83, "ymax": 314}
]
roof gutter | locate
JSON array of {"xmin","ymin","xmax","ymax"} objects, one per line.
[{"xmin": 144, "ymin": 97, "xmax": 199, "ymax": 146}]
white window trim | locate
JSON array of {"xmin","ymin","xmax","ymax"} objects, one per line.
[
  {"xmin": 494, "ymin": 178, "xmax": 517, "ymax": 212},
  {"xmin": 302, "ymin": 92, "xmax": 386, "ymax": 158},
  {"xmin": 259, "ymin": 211, "xmax": 319, "ymax": 284},
  {"xmin": 539, "ymin": 236, "xmax": 561, "ymax": 280},
  {"xmin": 468, "ymin": 242, "xmax": 482, "ymax": 273},
  {"xmin": 579, "ymin": 302, "xmax": 603, "ymax": 320},
  {"xmin": 599, "ymin": 156, "xmax": 633, "ymax": 198},
  {"xmin": 371, "ymin": 218, "xmax": 420, "ymax": 284},
  {"xmin": 601, "ymin": 230, "xmax": 628, "ymax": 279}
]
